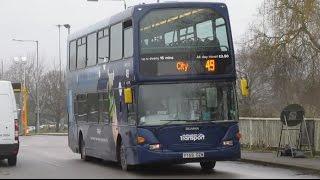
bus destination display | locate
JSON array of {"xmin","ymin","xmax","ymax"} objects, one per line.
[{"xmin": 140, "ymin": 52, "xmax": 233, "ymax": 76}]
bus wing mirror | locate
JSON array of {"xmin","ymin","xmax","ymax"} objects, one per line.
[
  {"xmin": 240, "ymin": 78, "xmax": 249, "ymax": 97},
  {"xmin": 124, "ymin": 88, "xmax": 133, "ymax": 104}
]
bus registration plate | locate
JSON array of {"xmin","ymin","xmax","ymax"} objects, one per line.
[{"xmin": 183, "ymin": 152, "xmax": 204, "ymax": 159}]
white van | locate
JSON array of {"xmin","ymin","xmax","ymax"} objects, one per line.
[{"xmin": 0, "ymin": 81, "xmax": 19, "ymax": 166}]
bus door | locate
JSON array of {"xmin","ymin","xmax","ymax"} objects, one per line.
[
  {"xmin": 98, "ymin": 92, "xmax": 114, "ymax": 160},
  {"xmin": 123, "ymin": 86, "xmax": 137, "ymax": 143},
  {"xmin": 86, "ymin": 93, "xmax": 101, "ymax": 156},
  {"xmin": 68, "ymin": 90, "xmax": 78, "ymax": 152}
]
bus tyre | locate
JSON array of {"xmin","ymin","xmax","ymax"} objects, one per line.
[
  {"xmin": 8, "ymin": 156, "xmax": 17, "ymax": 166},
  {"xmin": 200, "ymin": 161, "xmax": 216, "ymax": 171},
  {"xmin": 80, "ymin": 138, "xmax": 90, "ymax": 161},
  {"xmin": 120, "ymin": 142, "xmax": 132, "ymax": 171}
]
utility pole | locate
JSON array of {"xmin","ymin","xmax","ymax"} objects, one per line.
[
  {"xmin": 35, "ymin": 40, "xmax": 39, "ymax": 134},
  {"xmin": 12, "ymin": 39, "xmax": 40, "ymax": 134},
  {"xmin": 56, "ymin": 23, "xmax": 71, "ymax": 83}
]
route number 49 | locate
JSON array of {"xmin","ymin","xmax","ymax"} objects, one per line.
[{"xmin": 205, "ymin": 59, "xmax": 216, "ymax": 72}]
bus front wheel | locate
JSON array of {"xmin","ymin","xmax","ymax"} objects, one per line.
[
  {"xmin": 200, "ymin": 161, "xmax": 216, "ymax": 171},
  {"xmin": 120, "ymin": 142, "xmax": 133, "ymax": 171}
]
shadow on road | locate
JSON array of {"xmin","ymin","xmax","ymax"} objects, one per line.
[{"xmin": 81, "ymin": 157, "xmax": 238, "ymax": 178}]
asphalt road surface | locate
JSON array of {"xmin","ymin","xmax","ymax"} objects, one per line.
[{"xmin": 0, "ymin": 136, "xmax": 319, "ymax": 179}]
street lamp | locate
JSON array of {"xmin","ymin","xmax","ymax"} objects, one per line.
[
  {"xmin": 56, "ymin": 24, "xmax": 71, "ymax": 84},
  {"xmin": 63, "ymin": 24, "xmax": 71, "ymax": 35},
  {"xmin": 12, "ymin": 39, "xmax": 40, "ymax": 134}
]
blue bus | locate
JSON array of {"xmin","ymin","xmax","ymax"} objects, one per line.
[{"xmin": 67, "ymin": 2, "xmax": 241, "ymax": 171}]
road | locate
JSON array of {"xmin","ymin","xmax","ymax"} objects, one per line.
[{"xmin": 0, "ymin": 136, "xmax": 319, "ymax": 179}]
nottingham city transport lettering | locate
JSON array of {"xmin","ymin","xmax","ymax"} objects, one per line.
[{"xmin": 180, "ymin": 133, "xmax": 206, "ymax": 142}]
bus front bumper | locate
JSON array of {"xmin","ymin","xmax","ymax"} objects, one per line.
[{"xmin": 127, "ymin": 143, "xmax": 241, "ymax": 165}]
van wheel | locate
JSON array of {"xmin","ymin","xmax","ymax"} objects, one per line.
[
  {"xmin": 200, "ymin": 161, "xmax": 216, "ymax": 171},
  {"xmin": 8, "ymin": 156, "xmax": 17, "ymax": 166}
]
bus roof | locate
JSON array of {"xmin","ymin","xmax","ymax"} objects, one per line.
[
  {"xmin": 67, "ymin": 6, "xmax": 134, "ymax": 42},
  {"xmin": 67, "ymin": 2, "xmax": 227, "ymax": 42}
]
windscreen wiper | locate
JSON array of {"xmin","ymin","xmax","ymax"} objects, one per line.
[
  {"xmin": 160, "ymin": 119, "xmax": 189, "ymax": 125},
  {"xmin": 157, "ymin": 119, "xmax": 199, "ymax": 130},
  {"xmin": 208, "ymin": 119, "xmax": 238, "ymax": 123}
]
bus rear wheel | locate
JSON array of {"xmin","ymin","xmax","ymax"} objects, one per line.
[
  {"xmin": 200, "ymin": 161, "xmax": 216, "ymax": 171},
  {"xmin": 80, "ymin": 138, "xmax": 90, "ymax": 161}
]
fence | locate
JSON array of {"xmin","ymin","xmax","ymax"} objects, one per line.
[{"xmin": 239, "ymin": 117, "xmax": 320, "ymax": 152}]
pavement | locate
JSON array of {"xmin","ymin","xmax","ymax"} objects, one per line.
[
  {"xmin": 12, "ymin": 134, "xmax": 320, "ymax": 176},
  {"xmin": 241, "ymin": 151, "xmax": 320, "ymax": 172},
  {"xmin": 1, "ymin": 136, "xmax": 319, "ymax": 179}
]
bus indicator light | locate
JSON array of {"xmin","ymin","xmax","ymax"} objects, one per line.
[
  {"xmin": 137, "ymin": 136, "xmax": 146, "ymax": 144},
  {"xmin": 205, "ymin": 59, "xmax": 216, "ymax": 72},
  {"xmin": 176, "ymin": 61, "xmax": 189, "ymax": 72}
]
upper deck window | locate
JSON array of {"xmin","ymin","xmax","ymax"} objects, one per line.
[
  {"xmin": 69, "ymin": 40, "xmax": 77, "ymax": 71},
  {"xmin": 98, "ymin": 28, "xmax": 109, "ymax": 63},
  {"xmin": 87, "ymin": 33, "xmax": 97, "ymax": 67},
  {"xmin": 110, "ymin": 23, "xmax": 123, "ymax": 61},
  {"xmin": 124, "ymin": 20, "xmax": 133, "ymax": 58},
  {"xmin": 140, "ymin": 8, "xmax": 229, "ymax": 55},
  {"xmin": 139, "ymin": 8, "xmax": 232, "ymax": 77},
  {"xmin": 77, "ymin": 37, "xmax": 87, "ymax": 69}
]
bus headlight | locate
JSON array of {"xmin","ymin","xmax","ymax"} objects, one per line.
[{"xmin": 149, "ymin": 144, "xmax": 161, "ymax": 151}]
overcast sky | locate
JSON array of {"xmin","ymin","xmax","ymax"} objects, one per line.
[{"xmin": 0, "ymin": 0, "xmax": 263, "ymax": 71}]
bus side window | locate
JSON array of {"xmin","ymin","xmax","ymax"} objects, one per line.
[
  {"xmin": 87, "ymin": 33, "xmax": 97, "ymax": 67},
  {"xmin": 110, "ymin": 22, "xmax": 123, "ymax": 61},
  {"xmin": 98, "ymin": 28, "xmax": 110, "ymax": 63},
  {"xmin": 69, "ymin": 40, "xmax": 77, "ymax": 71},
  {"xmin": 124, "ymin": 20, "xmax": 133, "ymax": 58},
  {"xmin": 77, "ymin": 94, "xmax": 88, "ymax": 122},
  {"xmin": 73, "ymin": 96, "xmax": 78, "ymax": 123},
  {"xmin": 99, "ymin": 93, "xmax": 109, "ymax": 124},
  {"xmin": 87, "ymin": 93, "xmax": 99, "ymax": 123},
  {"xmin": 77, "ymin": 37, "xmax": 87, "ymax": 69}
]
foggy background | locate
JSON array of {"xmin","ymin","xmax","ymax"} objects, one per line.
[{"xmin": 0, "ymin": 0, "xmax": 263, "ymax": 72}]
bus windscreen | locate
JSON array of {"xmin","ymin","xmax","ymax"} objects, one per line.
[{"xmin": 139, "ymin": 8, "xmax": 233, "ymax": 76}]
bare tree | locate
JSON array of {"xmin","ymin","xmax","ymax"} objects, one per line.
[
  {"xmin": 39, "ymin": 70, "xmax": 66, "ymax": 132},
  {"xmin": 3, "ymin": 54, "xmax": 45, "ymax": 126},
  {"xmin": 237, "ymin": 0, "xmax": 320, "ymax": 117}
]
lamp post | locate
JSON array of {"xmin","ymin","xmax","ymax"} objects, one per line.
[
  {"xmin": 56, "ymin": 24, "xmax": 71, "ymax": 84},
  {"xmin": 12, "ymin": 39, "xmax": 40, "ymax": 134},
  {"xmin": 1, "ymin": 60, "xmax": 3, "ymax": 80},
  {"xmin": 87, "ymin": 0, "xmax": 127, "ymax": 9}
]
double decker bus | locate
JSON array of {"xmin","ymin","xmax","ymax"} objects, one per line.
[{"xmin": 67, "ymin": 2, "xmax": 241, "ymax": 171}]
